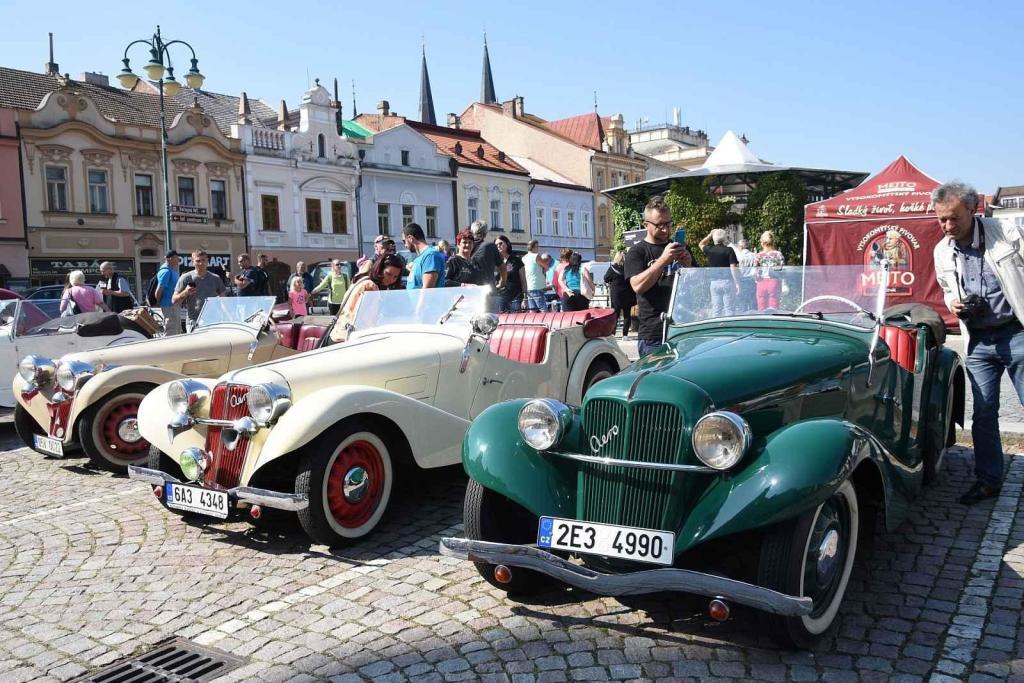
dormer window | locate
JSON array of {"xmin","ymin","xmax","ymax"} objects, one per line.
[
  {"xmin": 317, "ymin": 134, "xmax": 326, "ymax": 158},
  {"xmin": 401, "ymin": 150, "xmax": 410, "ymax": 166},
  {"xmin": 453, "ymin": 142, "xmax": 463, "ymax": 155},
  {"xmin": 476, "ymin": 145, "xmax": 485, "ymax": 159}
]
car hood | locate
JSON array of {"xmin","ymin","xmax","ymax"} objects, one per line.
[
  {"xmin": 224, "ymin": 328, "xmax": 465, "ymax": 402},
  {"xmin": 61, "ymin": 326, "xmax": 253, "ymax": 368},
  {"xmin": 602, "ymin": 328, "xmax": 866, "ymax": 409}
]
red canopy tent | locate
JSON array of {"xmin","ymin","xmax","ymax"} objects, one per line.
[{"xmin": 803, "ymin": 155, "xmax": 956, "ymax": 328}]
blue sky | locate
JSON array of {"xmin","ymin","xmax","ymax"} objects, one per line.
[{"xmin": 1, "ymin": 0, "xmax": 1020, "ymax": 194}]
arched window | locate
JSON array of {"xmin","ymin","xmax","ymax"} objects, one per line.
[{"xmin": 317, "ymin": 134, "xmax": 326, "ymax": 158}]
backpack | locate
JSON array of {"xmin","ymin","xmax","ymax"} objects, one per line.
[{"xmin": 145, "ymin": 273, "xmax": 161, "ymax": 307}]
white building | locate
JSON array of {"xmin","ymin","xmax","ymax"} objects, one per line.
[
  {"xmin": 356, "ymin": 123, "xmax": 456, "ymax": 257},
  {"xmin": 513, "ymin": 156, "xmax": 595, "ymax": 261},
  {"xmin": 993, "ymin": 185, "xmax": 1024, "ymax": 232},
  {"xmin": 232, "ymin": 81, "xmax": 360, "ymax": 283}
]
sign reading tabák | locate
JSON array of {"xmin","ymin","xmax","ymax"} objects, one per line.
[{"xmin": 171, "ymin": 205, "xmax": 208, "ymax": 224}]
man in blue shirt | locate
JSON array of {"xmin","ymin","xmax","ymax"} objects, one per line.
[
  {"xmin": 403, "ymin": 223, "xmax": 446, "ymax": 289},
  {"xmin": 155, "ymin": 250, "xmax": 182, "ymax": 335}
]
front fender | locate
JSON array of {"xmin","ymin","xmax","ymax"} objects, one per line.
[
  {"xmin": 13, "ymin": 374, "xmax": 50, "ymax": 434},
  {"xmin": 250, "ymin": 386, "xmax": 470, "ymax": 477},
  {"xmin": 564, "ymin": 338, "xmax": 630, "ymax": 405},
  {"xmin": 677, "ymin": 418, "xmax": 880, "ymax": 552},
  {"xmin": 462, "ymin": 399, "xmax": 580, "ymax": 520},
  {"xmin": 928, "ymin": 347, "xmax": 965, "ymax": 444},
  {"xmin": 137, "ymin": 378, "xmax": 217, "ymax": 462}
]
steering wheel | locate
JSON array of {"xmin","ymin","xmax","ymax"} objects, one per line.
[{"xmin": 795, "ymin": 295, "xmax": 874, "ymax": 321}]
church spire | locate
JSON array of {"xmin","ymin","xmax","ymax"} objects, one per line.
[
  {"xmin": 418, "ymin": 43, "xmax": 437, "ymax": 125},
  {"xmin": 480, "ymin": 33, "xmax": 496, "ymax": 104}
]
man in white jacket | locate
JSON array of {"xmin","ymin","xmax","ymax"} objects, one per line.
[{"xmin": 932, "ymin": 181, "xmax": 1024, "ymax": 504}]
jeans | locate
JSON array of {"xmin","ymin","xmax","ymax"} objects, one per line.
[
  {"xmin": 738, "ymin": 278, "xmax": 757, "ymax": 313},
  {"xmin": 638, "ymin": 339, "xmax": 662, "ymax": 358},
  {"xmin": 526, "ymin": 289, "xmax": 547, "ymax": 311},
  {"xmin": 160, "ymin": 305, "xmax": 182, "ymax": 336},
  {"xmin": 965, "ymin": 321, "xmax": 1024, "ymax": 487},
  {"xmin": 710, "ymin": 279, "xmax": 734, "ymax": 317}
]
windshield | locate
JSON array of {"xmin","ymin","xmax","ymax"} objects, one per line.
[
  {"xmin": 352, "ymin": 287, "xmax": 488, "ymax": 331},
  {"xmin": 669, "ymin": 266, "xmax": 891, "ymax": 330},
  {"xmin": 195, "ymin": 296, "xmax": 276, "ymax": 331},
  {"xmin": 1, "ymin": 299, "xmax": 72, "ymax": 337}
]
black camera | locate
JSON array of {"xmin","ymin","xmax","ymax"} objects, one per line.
[{"xmin": 957, "ymin": 294, "xmax": 987, "ymax": 321}]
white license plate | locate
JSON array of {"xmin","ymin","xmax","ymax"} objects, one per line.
[
  {"xmin": 33, "ymin": 434, "xmax": 63, "ymax": 456},
  {"xmin": 537, "ymin": 516, "xmax": 674, "ymax": 566},
  {"xmin": 165, "ymin": 483, "xmax": 230, "ymax": 519}
]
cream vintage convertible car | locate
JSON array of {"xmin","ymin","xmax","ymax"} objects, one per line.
[
  {"xmin": 128, "ymin": 287, "xmax": 628, "ymax": 546},
  {"xmin": 13, "ymin": 297, "xmax": 337, "ymax": 471}
]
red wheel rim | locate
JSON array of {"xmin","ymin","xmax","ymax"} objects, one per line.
[
  {"xmin": 99, "ymin": 398, "xmax": 148, "ymax": 460},
  {"xmin": 325, "ymin": 439, "xmax": 385, "ymax": 529}
]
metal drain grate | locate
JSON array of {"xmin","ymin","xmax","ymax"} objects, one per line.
[{"xmin": 71, "ymin": 637, "xmax": 245, "ymax": 683}]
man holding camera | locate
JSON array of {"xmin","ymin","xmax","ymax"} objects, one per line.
[{"xmin": 933, "ymin": 181, "xmax": 1024, "ymax": 504}]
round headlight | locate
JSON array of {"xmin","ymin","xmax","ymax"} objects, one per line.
[
  {"xmin": 167, "ymin": 380, "xmax": 210, "ymax": 416},
  {"xmin": 18, "ymin": 356, "xmax": 37, "ymax": 382},
  {"xmin": 246, "ymin": 383, "xmax": 291, "ymax": 424},
  {"xmin": 518, "ymin": 399, "xmax": 571, "ymax": 451},
  {"xmin": 19, "ymin": 355, "xmax": 55, "ymax": 385},
  {"xmin": 692, "ymin": 411, "xmax": 751, "ymax": 470},
  {"xmin": 178, "ymin": 447, "xmax": 208, "ymax": 482},
  {"xmin": 56, "ymin": 360, "xmax": 95, "ymax": 392}
]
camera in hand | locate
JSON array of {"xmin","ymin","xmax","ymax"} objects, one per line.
[{"xmin": 957, "ymin": 294, "xmax": 987, "ymax": 321}]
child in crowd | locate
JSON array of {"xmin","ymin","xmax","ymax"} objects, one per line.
[{"xmin": 289, "ymin": 277, "xmax": 308, "ymax": 317}]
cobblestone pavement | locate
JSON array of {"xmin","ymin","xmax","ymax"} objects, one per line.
[{"xmin": 0, "ymin": 427, "xmax": 1022, "ymax": 682}]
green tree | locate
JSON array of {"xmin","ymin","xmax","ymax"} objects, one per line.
[
  {"xmin": 741, "ymin": 172, "xmax": 807, "ymax": 265},
  {"xmin": 611, "ymin": 187, "xmax": 646, "ymax": 256},
  {"xmin": 663, "ymin": 178, "xmax": 737, "ymax": 264}
]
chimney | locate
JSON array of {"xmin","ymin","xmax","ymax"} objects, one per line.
[
  {"xmin": 497, "ymin": 150, "xmax": 505, "ymax": 162},
  {"xmin": 672, "ymin": 107, "xmax": 681, "ymax": 126},
  {"xmin": 513, "ymin": 95, "xmax": 524, "ymax": 118},
  {"xmin": 376, "ymin": 100, "xmax": 390, "ymax": 116},
  {"xmin": 277, "ymin": 99, "xmax": 288, "ymax": 130},
  {"xmin": 44, "ymin": 32, "xmax": 59, "ymax": 76},
  {"xmin": 238, "ymin": 92, "xmax": 252, "ymax": 124},
  {"xmin": 80, "ymin": 72, "xmax": 109, "ymax": 87},
  {"xmin": 446, "ymin": 113, "xmax": 461, "ymax": 129},
  {"xmin": 501, "ymin": 99, "xmax": 514, "ymax": 116}
]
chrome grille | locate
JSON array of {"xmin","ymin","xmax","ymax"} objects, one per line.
[
  {"xmin": 203, "ymin": 383, "xmax": 250, "ymax": 488},
  {"xmin": 579, "ymin": 399, "xmax": 682, "ymax": 530}
]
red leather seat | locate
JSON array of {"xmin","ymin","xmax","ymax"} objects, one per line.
[
  {"xmin": 296, "ymin": 325, "xmax": 328, "ymax": 352},
  {"xmin": 497, "ymin": 308, "xmax": 616, "ymax": 338},
  {"xmin": 275, "ymin": 322, "xmax": 301, "ymax": 350},
  {"xmin": 488, "ymin": 325, "xmax": 548, "ymax": 364},
  {"xmin": 879, "ymin": 325, "xmax": 918, "ymax": 373}
]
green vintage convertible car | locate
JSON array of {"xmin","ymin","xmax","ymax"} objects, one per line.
[{"xmin": 441, "ymin": 265, "xmax": 965, "ymax": 647}]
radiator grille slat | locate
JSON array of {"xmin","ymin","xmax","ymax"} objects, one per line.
[
  {"xmin": 203, "ymin": 383, "xmax": 251, "ymax": 488},
  {"xmin": 580, "ymin": 399, "xmax": 681, "ymax": 530}
]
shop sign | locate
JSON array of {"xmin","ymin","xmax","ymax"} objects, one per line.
[
  {"xmin": 30, "ymin": 258, "xmax": 137, "ymax": 280},
  {"xmin": 178, "ymin": 253, "xmax": 231, "ymax": 272}
]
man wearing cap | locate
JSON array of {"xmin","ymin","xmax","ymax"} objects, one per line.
[
  {"xmin": 358, "ymin": 235, "xmax": 400, "ymax": 276},
  {"xmin": 155, "ymin": 250, "xmax": 182, "ymax": 335}
]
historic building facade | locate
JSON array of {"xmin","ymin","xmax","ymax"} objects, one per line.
[
  {"xmin": 460, "ymin": 99, "xmax": 646, "ymax": 260},
  {"xmin": 511, "ymin": 156, "xmax": 595, "ymax": 260},
  {"xmin": 0, "ymin": 108, "xmax": 28, "ymax": 285},
  {"xmin": 233, "ymin": 82, "xmax": 360, "ymax": 276},
  {"xmin": 356, "ymin": 122, "xmax": 455, "ymax": 259},
  {"xmin": 6, "ymin": 69, "xmax": 246, "ymax": 293}
]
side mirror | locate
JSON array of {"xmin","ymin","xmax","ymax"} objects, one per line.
[{"xmin": 471, "ymin": 314, "xmax": 499, "ymax": 337}]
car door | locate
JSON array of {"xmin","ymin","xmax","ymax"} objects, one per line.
[{"xmin": 468, "ymin": 330, "xmax": 565, "ymax": 419}]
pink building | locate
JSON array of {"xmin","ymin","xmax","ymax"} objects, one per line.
[{"xmin": 0, "ymin": 108, "xmax": 28, "ymax": 284}]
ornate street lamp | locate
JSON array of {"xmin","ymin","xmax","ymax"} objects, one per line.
[{"xmin": 117, "ymin": 26, "xmax": 205, "ymax": 249}]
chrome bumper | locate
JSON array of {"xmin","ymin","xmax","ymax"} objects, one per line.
[
  {"xmin": 127, "ymin": 465, "xmax": 308, "ymax": 511},
  {"xmin": 439, "ymin": 537, "xmax": 813, "ymax": 617}
]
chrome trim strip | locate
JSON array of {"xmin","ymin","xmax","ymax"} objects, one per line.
[
  {"xmin": 127, "ymin": 465, "xmax": 180, "ymax": 486},
  {"xmin": 231, "ymin": 487, "xmax": 308, "ymax": 511},
  {"xmin": 544, "ymin": 450, "xmax": 717, "ymax": 473},
  {"xmin": 439, "ymin": 538, "xmax": 812, "ymax": 617},
  {"xmin": 193, "ymin": 417, "xmax": 237, "ymax": 428}
]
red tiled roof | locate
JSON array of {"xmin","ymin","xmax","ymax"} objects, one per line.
[
  {"xmin": 354, "ymin": 113, "xmax": 407, "ymax": 133},
  {"xmin": 406, "ymin": 121, "xmax": 528, "ymax": 175},
  {"xmin": 544, "ymin": 112, "xmax": 607, "ymax": 150}
]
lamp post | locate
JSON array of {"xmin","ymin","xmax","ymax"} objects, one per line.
[{"xmin": 116, "ymin": 26, "xmax": 205, "ymax": 250}]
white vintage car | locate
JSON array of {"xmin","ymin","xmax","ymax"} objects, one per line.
[
  {"xmin": 128, "ymin": 287, "xmax": 628, "ymax": 546},
  {"xmin": 0, "ymin": 299, "xmax": 150, "ymax": 408},
  {"xmin": 12, "ymin": 297, "xmax": 336, "ymax": 471}
]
